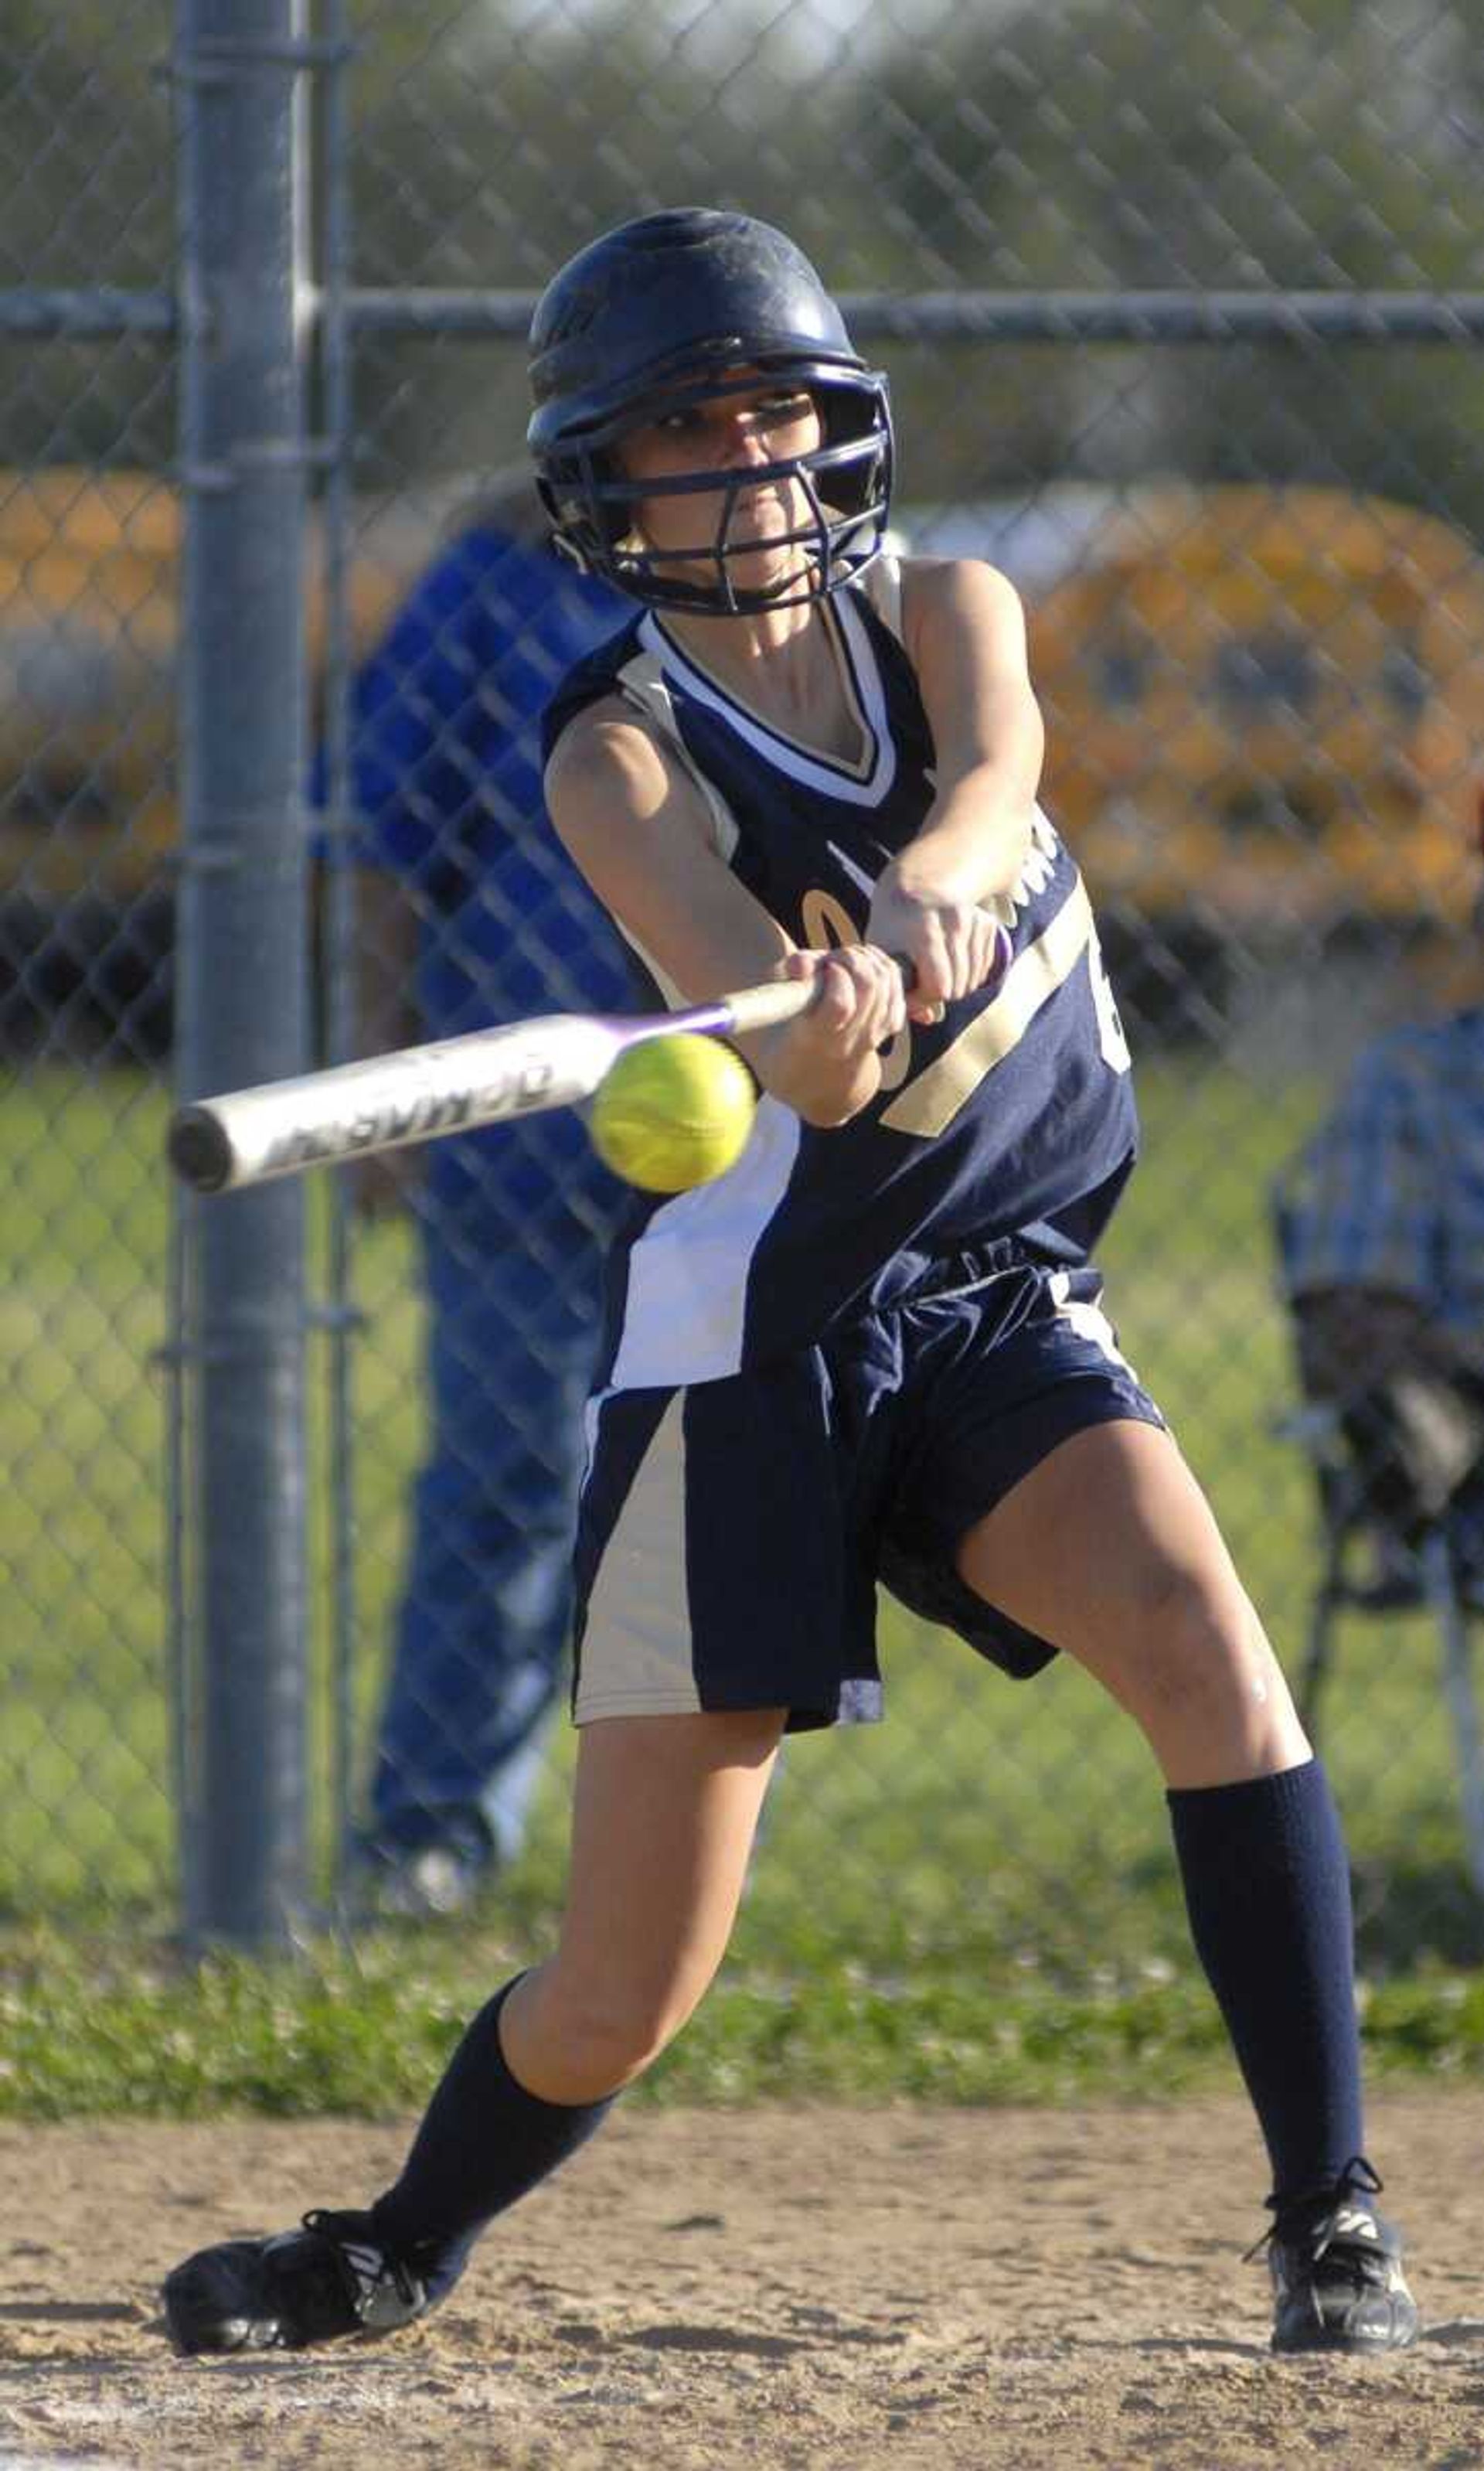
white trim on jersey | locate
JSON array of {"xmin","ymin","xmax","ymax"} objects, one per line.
[
  {"xmin": 860, "ymin": 552, "xmax": 905, "ymax": 644},
  {"xmin": 608, "ymin": 1095, "xmax": 804, "ymax": 1388},
  {"xmin": 612, "ymin": 645, "xmax": 743, "ymax": 861},
  {"xmin": 591, "ymin": 644, "xmax": 747, "ymax": 1001},
  {"xmin": 637, "ymin": 601, "xmax": 898, "ymax": 808},
  {"xmin": 1049, "ymin": 1271, "xmax": 1137, "ymax": 1377}
]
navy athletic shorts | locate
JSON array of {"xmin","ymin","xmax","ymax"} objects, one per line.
[{"xmin": 570, "ymin": 1245, "xmax": 1166, "ymax": 1730}]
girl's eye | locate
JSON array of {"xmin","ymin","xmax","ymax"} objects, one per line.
[{"xmin": 644, "ymin": 390, "xmax": 812, "ymax": 448}]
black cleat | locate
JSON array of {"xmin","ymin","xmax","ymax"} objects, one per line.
[
  {"xmin": 1261, "ymin": 2159, "xmax": 1418, "ymax": 2355},
  {"xmin": 162, "ymin": 2207, "xmax": 430, "ymax": 2354}
]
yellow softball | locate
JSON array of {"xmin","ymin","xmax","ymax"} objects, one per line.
[{"xmin": 588, "ymin": 1033, "xmax": 757, "ymax": 1194}]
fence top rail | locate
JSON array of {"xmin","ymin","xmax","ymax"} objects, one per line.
[
  {"xmin": 6, "ymin": 288, "xmax": 1484, "ymax": 346},
  {"xmin": 342, "ymin": 288, "xmax": 1484, "ymax": 345}
]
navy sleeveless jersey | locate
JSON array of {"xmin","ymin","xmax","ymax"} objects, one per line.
[{"xmin": 542, "ymin": 561, "xmax": 1139, "ymax": 1386}]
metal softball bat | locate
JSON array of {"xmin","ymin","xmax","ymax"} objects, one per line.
[
  {"xmin": 166, "ymin": 974, "xmax": 822, "ymax": 1195},
  {"xmin": 165, "ymin": 937, "xmax": 1002, "ymax": 1195}
]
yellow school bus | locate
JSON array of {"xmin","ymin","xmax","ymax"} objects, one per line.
[
  {"xmin": 6, "ymin": 472, "xmax": 1483, "ymax": 1043},
  {"xmin": 1022, "ymin": 482, "xmax": 1484, "ymax": 936},
  {"xmin": 0, "ymin": 468, "xmax": 436, "ymax": 1044}
]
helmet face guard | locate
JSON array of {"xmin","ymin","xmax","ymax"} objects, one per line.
[
  {"xmin": 527, "ymin": 213, "xmax": 894, "ymax": 615},
  {"xmin": 539, "ymin": 366, "xmax": 893, "ymax": 615}
]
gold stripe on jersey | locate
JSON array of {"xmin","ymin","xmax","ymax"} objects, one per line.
[{"xmin": 880, "ymin": 874, "xmax": 1094, "ymax": 1139}]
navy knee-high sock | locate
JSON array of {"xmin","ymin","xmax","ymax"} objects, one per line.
[
  {"xmin": 1167, "ymin": 1757, "xmax": 1365, "ymax": 2218},
  {"xmin": 372, "ymin": 1979, "xmax": 614, "ymax": 2299}
]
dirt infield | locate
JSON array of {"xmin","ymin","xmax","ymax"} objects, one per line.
[{"xmin": 3, "ymin": 2092, "xmax": 1484, "ymax": 2470}]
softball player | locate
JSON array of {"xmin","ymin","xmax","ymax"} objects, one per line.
[{"xmin": 163, "ymin": 208, "xmax": 1417, "ymax": 2359}]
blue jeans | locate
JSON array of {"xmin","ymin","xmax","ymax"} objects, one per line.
[{"xmin": 367, "ymin": 1144, "xmax": 620, "ymax": 1859}]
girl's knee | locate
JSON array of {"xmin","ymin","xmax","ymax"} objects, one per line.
[
  {"xmin": 1143, "ymin": 1563, "xmax": 1253, "ymax": 1669},
  {"xmin": 514, "ymin": 1963, "xmax": 708, "ymax": 2100},
  {"xmin": 1114, "ymin": 1568, "xmax": 1302, "ymax": 1767}
]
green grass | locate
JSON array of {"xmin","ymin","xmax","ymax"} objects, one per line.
[
  {"xmin": 2, "ymin": 1920, "xmax": 1482, "ymax": 2118},
  {"xmin": 3, "ymin": 1052, "xmax": 1484, "ymax": 2116}
]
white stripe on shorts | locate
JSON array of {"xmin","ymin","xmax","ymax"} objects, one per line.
[
  {"xmin": 576, "ymin": 1393, "xmax": 702, "ymax": 1723},
  {"xmin": 1049, "ymin": 1270, "xmax": 1135, "ymax": 1375}
]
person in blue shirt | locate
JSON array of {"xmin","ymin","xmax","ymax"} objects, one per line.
[{"xmin": 331, "ymin": 475, "xmax": 631, "ymax": 1911}]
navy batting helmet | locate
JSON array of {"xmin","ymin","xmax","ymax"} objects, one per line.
[{"xmin": 526, "ymin": 208, "xmax": 893, "ymax": 615}]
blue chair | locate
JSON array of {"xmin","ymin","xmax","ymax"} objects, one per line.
[{"xmin": 1271, "ymin": 1167, "xmax": 1484, "ymax": 1896}]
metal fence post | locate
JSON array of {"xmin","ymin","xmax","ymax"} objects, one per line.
[
  {"xmin": 171, "ymin": 0, "xmax": 314, "ymax": 1948},
  {"xmin": 312, "ymin": 0, "xmax": 362, "ymax": 1909}
]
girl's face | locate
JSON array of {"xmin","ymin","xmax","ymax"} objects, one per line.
[{"xmin": 615, "ymin": 377, "xmax": 825, "ymax": 598}]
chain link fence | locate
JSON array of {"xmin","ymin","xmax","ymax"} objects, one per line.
[{"xmin": 4, "ymin": 0, "xmax": 1484, "ymax": 1961}]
